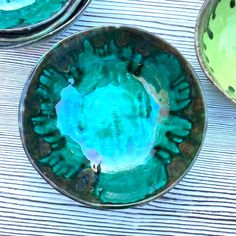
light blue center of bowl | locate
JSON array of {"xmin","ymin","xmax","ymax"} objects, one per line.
[
  {"xmin": 0, "ymin": 0, "xmax": 36, "ymax": 11},
  {"xmin": 56, "ymin": 76, "xmax": 160, "ymax": 173}
]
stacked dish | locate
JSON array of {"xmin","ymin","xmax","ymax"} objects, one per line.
[{"xmin": 0, "ymin": 0, "xmax": 91, "ymax": 48}]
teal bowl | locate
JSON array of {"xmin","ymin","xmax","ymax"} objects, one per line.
[
  {"xmin": 19, "ymin": 26, "xmax": 206, "ymax": 209},
  {"xmin": 0, "ymin": 0, "xmax": 73, "ymax": 34},
  {"xmin": 0, "ymin": 0, "xmax": 90, "ymax": 49}
]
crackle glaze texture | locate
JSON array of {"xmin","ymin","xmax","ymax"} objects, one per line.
[
  {"xmin": 0, "ymin": 0, "xmax": 69, "ymax": 30},
  {"xmin": 197, "ymin": 0, "xmax": 236, "ymax": 102},
  {"xmin": 20, "ymin": 27, "xmax": 206, "ymax": 208}
]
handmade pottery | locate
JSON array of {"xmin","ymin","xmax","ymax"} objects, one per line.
[
  {"xmin": 195, "ymin": 0, "xmax": 236, "ymax": 103},
  {"xmin": 19, "ymin": 26, "xmax": 206, "ymax": 208},
  {"xmin": 0, "ymin": 0, "xmax": 72, "ymax": 33},
  {"xmin": 0, "ymin": 0, "xmax": 89, "ymax": 48}
]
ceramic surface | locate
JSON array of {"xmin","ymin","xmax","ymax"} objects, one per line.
[
  {"xmin": 19, "ymin": 26, "xmax": 206, "ymax": 208},
  {"xmin": 196, "ymin": 0, "xmax": 236, "ymax": 103},
  {"xmin": 0, "ymin": 0, "xmax": 72, "ymax": 33},
  {"xmin": 0, "ymin": 0, "xmax": 89, "ymax": 48}
]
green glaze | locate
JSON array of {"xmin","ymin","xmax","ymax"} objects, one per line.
[
  {"xmin": 20, "ymin": 27, "xmax": 206, "ymax": 208},
  {"xmin": 197, "ymin": 0, "xmax": 236, "ymax": 102},
  {"xmin": 0, "ymin": 0, "xmax": 69, "ymax": 30}
]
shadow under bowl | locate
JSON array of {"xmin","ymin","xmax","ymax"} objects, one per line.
[
  {"xmin": 195, "ymin": 0, "xmax": 236, "ymax": 103},
  {"xmin": 19, "ymin": 26, "xmax": 206, "ymax": 209}
]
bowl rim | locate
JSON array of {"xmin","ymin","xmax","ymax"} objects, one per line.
[
  {"xmin": 19, "ymin": 25, "xmax": 208, "ymax": 209},
  {"xmin": 195, "ymin": 0, "xmax": 236, "ymax": 104},
  {"xmin": 0, "ymin": 0, "xmax": 73, "ymax": 34}
]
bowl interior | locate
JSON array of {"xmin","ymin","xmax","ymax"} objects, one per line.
[
  {"xmin": 196, "ymin": 0, "xmax": 236, "ymax": 102},
  {"xmin": 20, "ymin": 26, "xmax": 206, "ymax": 208}
]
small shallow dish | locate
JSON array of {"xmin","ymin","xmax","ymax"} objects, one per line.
[
  {"xmin": 0, "ymin": 0, "xmax": 89, "ymax": 49},
  {"xmin": 0, "ymin": 0, "xmax": 72, "ymax": 34},
  {"xmin": 195, "ymin": 0, "xmax": 236, "ymax": 103},
  {"xmin": 19, "ymin": 26, "xmax": 206, "ymax": 209}
]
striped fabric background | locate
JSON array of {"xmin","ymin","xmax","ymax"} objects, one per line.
[{"xmin": 0, "ymin": 0, "xmax": 236, "ymax": 235}]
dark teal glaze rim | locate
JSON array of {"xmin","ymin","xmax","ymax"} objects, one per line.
[
  {"xmin": 19, "ymin": 26, "xmax": 207, "ymax": 209},
  {"xmin": 0, "ymin": 0, "xmax": 91, "ymax": 49},
  {"xmin": 0, "ymin": 0, "xmax": 73, "ymax": 34}
]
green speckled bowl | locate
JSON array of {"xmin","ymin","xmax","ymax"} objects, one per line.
[
  {"xmin": 0, "ymin": 0, "xmax": 73, "ymax": 34},
  {"xmin": 195, "ymin": 0, "xmax": 236, "ymax": 103},
  {"xmin": 19, "ymin": 26, "xmax": 206, "ymax": 209}
]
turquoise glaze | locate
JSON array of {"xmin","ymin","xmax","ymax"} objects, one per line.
[
  {"xmin": 0, "ymin": 0, "xmax": 70, "ymax": 30},
  {"xmin": 0, "ymin": 0, "xmax": 89, "ymax": 49},
  {"xmin": 20, "ymin": 27, "xmax": 206, "ymax": 208}
]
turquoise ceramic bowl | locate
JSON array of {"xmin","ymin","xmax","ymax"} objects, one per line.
[
  {"xmin": 19, "ymin": 26, "xmax": 206, "ymax": 208},
  {"xmin": 0, "ymin": 0, "xmax": 73, "ymax": 34},
  {"xmin": 0, "ymin": 0, "xmax": 90, "ymax": 48}
]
